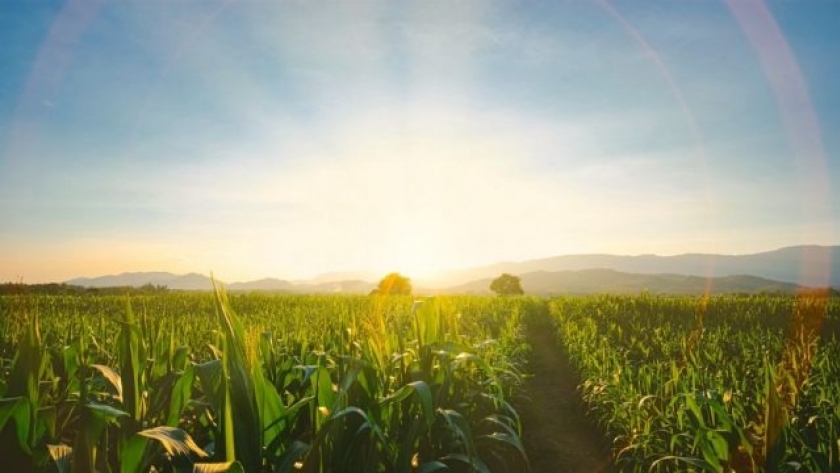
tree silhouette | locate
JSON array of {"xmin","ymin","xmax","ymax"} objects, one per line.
[
  {"xmin": 372, "ymin": 272, "xmax": 412, "ymax": 295},
  {"xmin": 490, "ymin": 273, "xmax": 524, "ymax": 295}
]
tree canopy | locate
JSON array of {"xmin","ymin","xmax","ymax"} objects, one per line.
[
  {"xmin": 372, "ymin": 272, "xmax": 412, "ymax": 295},
  {"xmin": 490, "ymin": 273, "xmax": 524, "ymax": 296}
]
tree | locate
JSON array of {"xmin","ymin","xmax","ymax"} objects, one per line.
[
  {"xmin": 372, "ymin": 272, "xmax": 412, "ymax": 295},
  {"xmin": 490, "ymin": 273, "xmax": 524, "ymax": 296}
]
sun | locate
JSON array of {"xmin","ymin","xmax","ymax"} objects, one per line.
[{"xmin": 385, "ymin": 237, "xmax": 448, "ymax": 280}]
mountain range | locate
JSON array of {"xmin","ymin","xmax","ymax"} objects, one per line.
[
  {"xmin": 64, "ymin": 245, "xmax": 838, "ymax": 295},
  {"xmin": 65, "ymin": 272, "xmax": 378, "ymax": 294},
  {"xmin": 428, "ymin": 245, "xmax": 839, "ymax": 288},
  {"xmin": 447, "ymin": 269, "xmax": 805, "ymax": 295}
]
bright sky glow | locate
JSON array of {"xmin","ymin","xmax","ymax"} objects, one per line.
[{"xmin": 1, "ymin": 0, "xmax": 839, "ymax": 283}]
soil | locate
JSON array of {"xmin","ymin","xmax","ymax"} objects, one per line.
[{"xmin": 517, "ymin": 313, "xmax": 614, "ymax": 472}]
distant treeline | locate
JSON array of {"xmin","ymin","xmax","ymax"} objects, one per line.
[{"xmin": 0, "ymin": 282, "xmax": 170, "ymax": 296}]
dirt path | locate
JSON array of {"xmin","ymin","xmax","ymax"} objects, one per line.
[{"xmin": 517, "ymin": 311, "xmax": 613, "ymax": 472}]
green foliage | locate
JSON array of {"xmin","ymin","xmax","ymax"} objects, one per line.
[
  {"xmin": 551, "ymin": 294, "xmax": 840, "ymax": 472},
  {"xmin": 372, "ymin": 272, "xmax": 412, "ymax": 295},
  {"xmin": 490, "ymin": 274, "xmax": 524, "ymax": 296},
  {"xmin": 0, "ymin": 291, "xmax": 532, "ymax": 472},
  {"xmin": 4, "ymin": 290, "xmax": 839, "ymax": 471}
]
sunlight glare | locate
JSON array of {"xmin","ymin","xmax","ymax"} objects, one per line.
[{"xmin": 384, "ymin": 234, "xmax": 448, "ymax": 280}]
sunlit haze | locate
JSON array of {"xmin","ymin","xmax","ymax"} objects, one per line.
[{"xmin": 1, "ymin": 1, "xmax": 839, "ymax": 283}]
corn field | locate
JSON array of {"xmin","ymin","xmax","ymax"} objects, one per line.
[
  {"xmin": 0, "ymin": 289, "xmax": 532, "ymax": 472},
  {"xmin": 2, "ymin": 290, "xmax": 840, "ymax": 472},
  {"xmin": 551, "ymin": 294, "xmax": 840, "ymax": 472}
]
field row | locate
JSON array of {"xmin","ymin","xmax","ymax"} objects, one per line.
[
  {"xmin": 0, "ymin": 292, "xmax": 534, "ymax": 472},
  {"xmin": 3, "ymin": 292, "xmax": 840, "ymax": 472},
  {"xmin": 551, "ymin": 294, "xmax": 840, "ymax": 471}
]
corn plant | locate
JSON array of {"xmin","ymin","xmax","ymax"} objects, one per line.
[
  {"xmin": 550, "ymin": 294, "xmax": 840, "ymax": 472},
  {"xmin": 0, "ymin": 290, "xmax": 533, "ymax": 472}
]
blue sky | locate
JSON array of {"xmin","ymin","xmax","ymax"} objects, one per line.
[{"xmin": 1, "ymin": 0, "xmax": 838, "ymax": 283}]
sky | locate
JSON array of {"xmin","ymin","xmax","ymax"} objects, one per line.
[{"xmin": 1, "ymin": 0, "xmax": 839, "ymax": 283}]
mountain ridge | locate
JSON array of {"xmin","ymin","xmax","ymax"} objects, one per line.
[
  {"xmin": 425, "ymin": 244, "xmax": 839, "ymax": 288},
  {"xmin": 60, "ymin": 245, "xmax": 838, "ymax": 293},
  {"xmin": 444, "ymin": 269, "xmax": 808, "ymax": 295}
]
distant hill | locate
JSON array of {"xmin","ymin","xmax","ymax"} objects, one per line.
[
  {"xmin": 228, "ymin": 278, "xmax": 296, "ymax": 292},
  {"xmin": 61, "ymin": 269, "xmax": 809, "ymax": 296},
  {"xmin": 61, "ymin": 245, "xmax": 837, "ymax": 295},
  {"xmin": 426, "ymin": 245, "xmax": 839, "ymax": 288},
  {"xmin": 66, "ymin": 272, "xmax": 374, "ymax": 294},
  {"xmin": 446, "ymin": 269, "xmax": 806, "ymax": 295},
  {"xmin": 67, "ymin": 272, "xmax": 214, "ymax": 291}
]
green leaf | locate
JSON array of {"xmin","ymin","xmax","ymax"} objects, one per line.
[
  {"xmin": 0, "ymin": 397, "xmax": 30, "ymax": 449},
  {"xmin": 172, "ymin": 346, "xmax": 190, "ymax": 372},
  {"xmin": 273, "ymin": 440, "xmax": 309, "ymax": 473},
  {"xmin": 416, "ymin": 461, "xmax": 449, "ymax": 473},
  {"xmin": 252, "ymin": 360, "xmax": 285, "ymax": 448},
  {"xmin": 120, "ymin": 434, "xmax": 149, "ymax": 473},
  {"xmin": 86, "ymin": 402, "xmax": 129, "ymax": 422},
  {"xmin": 6, "ymin": 311, "xmax": 43, "ymax": 450},
  {"xmin": 264, "ymin": 396, "xmax": 314, "ymax": 455},
  {"xmin": 72, "ymin": 403, "xmax": 112, "ymax": 472},
  {"xmin": 167, "ymin": 365, "xmax": 195, "ymax": 427},
  {"xmin": 90, "ymin": 364, "xmax": 123, "ymax": 402},
  {"xmin": 38, "ymin": 405, "xmax": 57, "ymax": 439},
  {"xmin": 212, "ymin": 281, "xmax": 262, "ymax": 472},
  {"xmin": 477, "ymin": 433, "xmax": 529, "ymax": 470},
  {"xmin": 119, "ymin": 299, "xmax": 146, "ymax": 424},
  {"xmin": 137, "ymin": 426, "xmax": 208, "ymax": 458},
  {"xmin": 380, "ymin": 380, "xmax": 434, "ymax": 427},
  {"xmin": 704, "ymin": 429, "xmax": 729, "ymax": 463},
  {"xmin": 649, "ymin": 455, "xmax": 718, "ymax": 472},
  {"xmin": 312, "ymin": 365, "xmax": 335, "ymax": 429},
  {"xmin": 764, "ymin": 364, "xmax": 786, "ymax": 458},
  {"xmin": 195, "ymin": 359, "xmax": 224, "ymax": 413},
  {"xmin": 395, "ymin": 417, "xmax": 424, "ymax": 473}
]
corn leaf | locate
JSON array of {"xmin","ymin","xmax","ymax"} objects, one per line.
[
  {"xmin": 273, "ymin": 440, "xmax": 309, "ymax": 473},
  {"xmin": 90, "ymin": 364, "xmax": 123, "ymax": 402},
  {"xmin": 167, "ymin": 364, "xmax": 196, "ymax": 427},
  {"xmin": 47, "ymin": 443, "xmax": 72, "ymax": 473},
  {"xmin": 137, "ymin": 426, "xmax": 208, "ymax": 458},
  {"xmin": 193, "ymin": 461, "xmax": 245, "ymax": 473},
  {"xmin": 0, "ymin": 396, "xmax": 29, "ymax": 450},
  {"xmin": 118, "ymin": 300, "xmax": 145, "ymax": 424},
  {"xmin": 212, "ymin": 281, "xmax": 262, "ymax": 472},
  {"xmin": 416, "ymin": 461, "xmax": 449, "ymax": 473}
]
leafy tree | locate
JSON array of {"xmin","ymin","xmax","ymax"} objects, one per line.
[
  {"xmin": 372, "ymin": 272, "xmax": 412, "ymax": 295},
  {"xmin": 490, "ymin": 273, "xmax": 524, "ymax": 296}
]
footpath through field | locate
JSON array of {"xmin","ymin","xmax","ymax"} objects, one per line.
[{"xmin": 518, "ymin": 306, "xmax": 613, "ymax": 472}]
